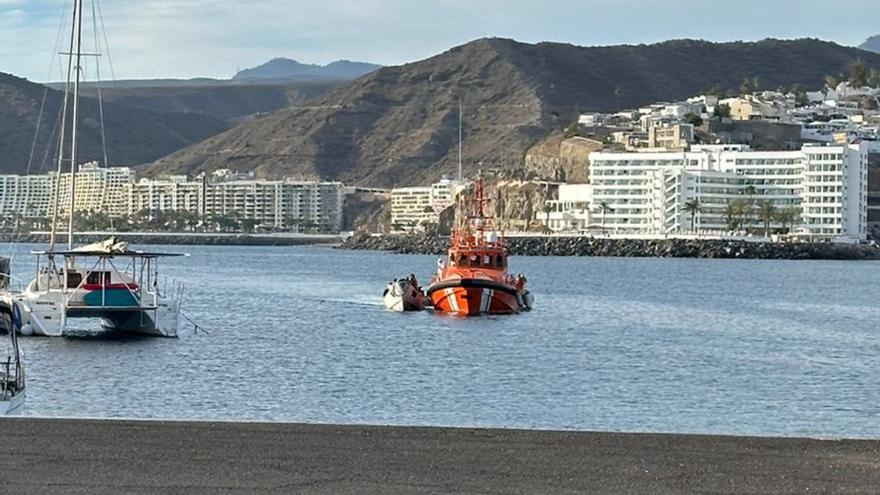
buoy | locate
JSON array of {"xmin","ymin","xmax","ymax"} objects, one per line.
[{"xmin": 19, "ymin": 324, "xmax": 33, "ymax": 336}]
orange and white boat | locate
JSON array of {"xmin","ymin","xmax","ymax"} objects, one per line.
[{"xmin": 426, "ymin": 177, "xmax": 532, "ymax": 316}]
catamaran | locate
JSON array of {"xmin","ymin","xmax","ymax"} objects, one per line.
[
  {"xmin": 0, "ymin": 0, "xmax": 187, "ymax": 337},
  {"xmin": 7, "ymin": 238, "xmax": 186, "ymax": 337}
]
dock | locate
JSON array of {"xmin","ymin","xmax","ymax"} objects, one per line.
[{"xmin": 1, "ymin": 418, "xmax": 878, "ymax": 494}]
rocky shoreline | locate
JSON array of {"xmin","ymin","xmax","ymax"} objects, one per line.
[{"xmin": 340, "ymin": 233, "xmax": 880, "ymax": 260}]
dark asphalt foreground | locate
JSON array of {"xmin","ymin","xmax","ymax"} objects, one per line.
[{"xmin": 0, "ymin": 419, "xmax": 878, "ymax": 494}]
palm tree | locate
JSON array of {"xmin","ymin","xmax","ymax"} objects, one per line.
[
  {"xmin": 726, "ymin": 199, "xmax": 749, "ymax": 232},
  {"xmin": 742, "ymin": 185, "xmax": 757, "ymax": 231},
  {"xmin": 825, "ymin": 74, "xmax": 840, "ymax": 92},
  {"xmin": 683, "ymin": 199, "xmax": 701, "ymax": 233},
  {"xmin": 598, "ymin": 201, "xmax": 611, "ymax": 233},
  {"xmin": 724, "ymin": 200, "xmax": 738, "ymax": 231},
  {"xmin": 757, "ymin": 200, "xmax": 777, "ymax": 238},
  {"xmin": 775, "ymin": 206, "xmax": 801, "ymax": 235},
  {"xmin": 542, "ymin": 203, "xmax": 553, "ymax": 231}
]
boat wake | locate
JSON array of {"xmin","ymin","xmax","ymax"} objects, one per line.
[{"xmin": 316, "ymin": 297, "xmax": 384, "ymax": 308}]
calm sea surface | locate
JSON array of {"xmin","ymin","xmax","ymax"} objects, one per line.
[{"xmin": 4, "ymin": 243, "xmax": 879, "ymax": 438}]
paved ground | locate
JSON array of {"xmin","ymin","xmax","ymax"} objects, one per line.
[{"xmin": 0, "ymin": 418, "xmax": 878, "ymax": 494}]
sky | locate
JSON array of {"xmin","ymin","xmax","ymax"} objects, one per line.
[{"xmin": 1, "ymin": 0, "xmax": 879, "ymax": 81}]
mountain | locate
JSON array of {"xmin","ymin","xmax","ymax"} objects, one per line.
[
  {"xmin": 860, "ymin": 35, "xmax": 880, "ymax": 53},
  {"xmin": 76, "ymin": 81, "xmax": 338, "ymax": 122},
  {"xmin": 233, "ymin": 58, "xmax": 380, "ymax": 82},
  {"xmin": 146, "ymin": 38, "xmax": 880, "ymax": 187},
  {"xmin": 0, "ymin": 71, "xmax": 229, "ymax": 174}
]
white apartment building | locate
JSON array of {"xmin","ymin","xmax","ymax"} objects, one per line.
[
  {"xmin": 0, "ymin": 174, "xmax": 52, "ymax": 218},
  {"xmin": 390, "ymin": 186, "xmax": 432, "ymax": 228},
  {"xmin": 0, "ymin": 162, "xmax": 134, "ymax": 220},
  {"xmin": 538, "ymin": 184, "xmax": 592, "ymax": 232},
  {"xmin": 130, "ymin": 176, "xmax": 346, "ymax": 232},
  {"xmin": 390, "ymin": 178, "xmax": 468, "ymax": 230},
  {"xmin": 55, "ymin": 162, "xmax": 136, "ymax": 217},
  {"xmin": 586, "ymin": 143, "xmax": 868, "ymax": 240},
  {"xmin": 128, "ymin": 176, "xmax": 203, "ymax": 215},
  {"xmin": 204, "ymin": 179, "xmax": 344, "ymax": 232},
  {"xmin": 0, "ymin": 164, "xmax": 346, "ymax": 232}
]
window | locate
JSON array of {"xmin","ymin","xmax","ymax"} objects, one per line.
[
  {"xmin": 86, "ymin": 272, "xmax": 110, "ymax": 285},
  {"xmin": 67, "ymin": 272, "xmax": 83, "ymax": 289}
]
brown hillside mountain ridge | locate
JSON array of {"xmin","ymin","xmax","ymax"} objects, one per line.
[
  {"xmin": 142, "ymin": 37, "xmax": 880, "ymax": 187},
  {"xmin": 75, "ymin": 81, "xmax": 339, "ymax": 122},
  {"xmin": 0, "ymin": 71, "xmax": 228, "ymax": 175}
]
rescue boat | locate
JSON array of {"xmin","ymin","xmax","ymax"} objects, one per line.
[{"xmin": 426, "ymin": 177, "xmax": 532, "ymax": 316}]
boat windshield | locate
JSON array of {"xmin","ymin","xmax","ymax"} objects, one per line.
[{"xmin": 448, "ymin": 251, "xmax": 506, "ymax": 269}]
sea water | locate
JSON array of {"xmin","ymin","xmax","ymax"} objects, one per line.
[{"xmin": 6, "ymin": 244, "xmax": 879, "ymax": 438}]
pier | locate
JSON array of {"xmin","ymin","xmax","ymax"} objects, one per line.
[{"xmin": 1, "ymin": 418, "xmax": 878, "ymax": 494}]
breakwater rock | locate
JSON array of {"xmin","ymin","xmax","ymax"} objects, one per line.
[{"xmin": 340, "ymin": 233, "xmax": 880, "ymax": 260}]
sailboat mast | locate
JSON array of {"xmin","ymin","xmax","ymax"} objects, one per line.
[
  {"xmin": 49, "ymin": 0, "xmax": 80, "ymax": 253},
  {"xmin": 68, "ymin": 0, "xmax": 84, "ymax": 250}
]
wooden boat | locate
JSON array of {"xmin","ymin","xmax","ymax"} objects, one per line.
[{"xmin": 426, "ymin": 177, "xmax": 532, "ymax": 316}]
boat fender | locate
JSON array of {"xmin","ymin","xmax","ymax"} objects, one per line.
[
  {"xmin": 522, "ymin": 290, "xmax": 534, "ymax": 310},
  {"xmin": 19, "ymin": 324, "xmax": 33, "ymax": 336}
]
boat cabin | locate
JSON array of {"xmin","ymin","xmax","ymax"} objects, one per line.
[
  {"xmin": 448, "ymin": 249, "xmax": 507, "ymax": 270},
  {"xmin": 28, "ymin": 249, "xmax": 184, "ymax": 311}
]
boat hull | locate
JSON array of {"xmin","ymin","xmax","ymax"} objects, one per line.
[
  {"xmin": 427, "ymin": 279, "xmax": 520, "ymax": 316},
  {"xmin": 383, "ymin": 281, "xmax": 425, "ymax": 312},
  {"xmin": 0, "ymin": 390, "xmax": 25, "ymax": 415},
  {"xmin": 8, "ymin": 290, "xmax": 179, "ymax": 337}
]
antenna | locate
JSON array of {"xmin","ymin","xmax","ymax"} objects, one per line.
[{"xmin": 458, "ymin": 97, "xmax": 463, "ymax": 181}]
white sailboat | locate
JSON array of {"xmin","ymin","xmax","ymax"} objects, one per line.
[{"xmin": 0, "ymin": 0, "xmax": 187, "ymax": 338}]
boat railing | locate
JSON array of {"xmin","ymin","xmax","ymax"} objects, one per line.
[
  {"xmin": 0, "ymin": 354, "xmax": 20, "ymax": 401},
  {"xmin": 0, "ymin": 274, "xmax": 25, "ymax": 293},
  {"xmin": 154, "ymin": 275, "xmax": 186, "ymax": 308}
]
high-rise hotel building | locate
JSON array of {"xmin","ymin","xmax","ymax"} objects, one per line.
[
  {"xmin": 586, "ymin": 143, "xmax": 868, "ymax": 240},
  {"xmin": 390, "ymin": 178, "xmax": 469, "ymax": 230},
  {"xmin": 0, "ymin": 161, "xmax": 134, "ymax": 219},
  {"xmin": 127, "ymin": 174, "xmax": 346, "ymax": 232}
]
